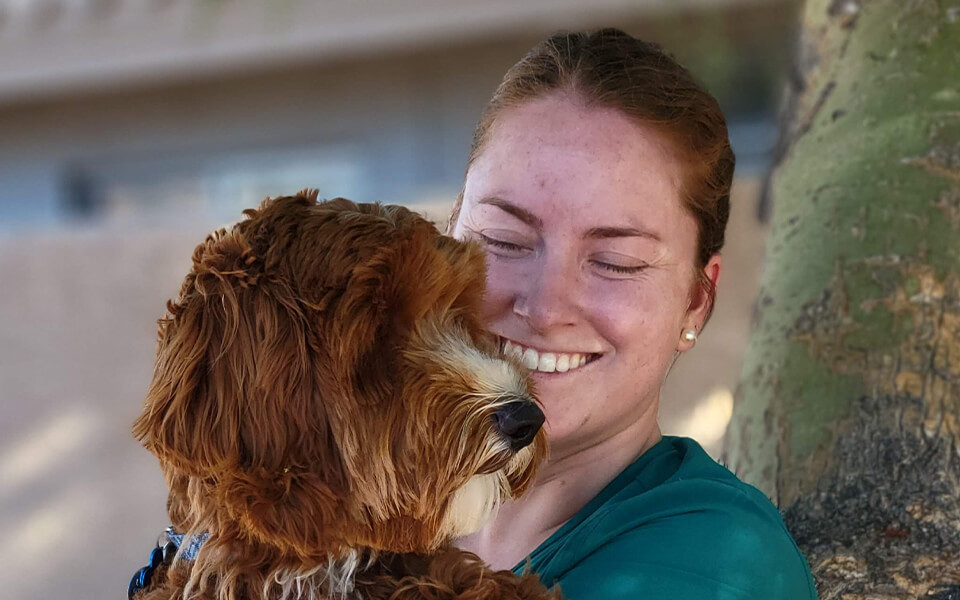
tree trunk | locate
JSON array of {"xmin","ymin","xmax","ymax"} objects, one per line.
[{"xmin": 725, "ymin": 0, "xmax": 960, "ymax": 597}]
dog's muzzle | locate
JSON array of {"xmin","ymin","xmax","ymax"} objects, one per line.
[{"xmin": 492, "ymin": 400, "xmax": 544, "ymax": 451}]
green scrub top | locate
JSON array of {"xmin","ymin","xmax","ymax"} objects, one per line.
[{"xmin": 511, "ymin": 436, "xmax": 817, "ymax": 599}]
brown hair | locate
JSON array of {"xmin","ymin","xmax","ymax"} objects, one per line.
[{"xmin": 448, "ymin": 28, "xmax": 734, "ymax": 321}]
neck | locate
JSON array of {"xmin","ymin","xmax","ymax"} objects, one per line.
[
  {"xmin": 542, "ymin": 421, "xmax": 661, "ymax": 490},
  {"xmin": 455, "ymin": 402, "xmax": 661, "ymax": 570}
]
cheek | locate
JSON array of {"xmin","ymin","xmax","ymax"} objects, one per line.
[{"xmin": 587, "ymin": 282, "xmax": 684, "ymax": 350}]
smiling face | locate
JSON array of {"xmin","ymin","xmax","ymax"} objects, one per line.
[{"xmin": 452, "ymin": 93, "xmax": 720, "ymax": 455}]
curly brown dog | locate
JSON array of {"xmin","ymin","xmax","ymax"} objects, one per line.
[{"xmin": 132, "ymin": 191, "xmax": 559, "ymax": 600}]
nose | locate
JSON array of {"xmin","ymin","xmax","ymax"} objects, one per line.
[
  {"xmin": 513, "ymin": 251, "xmax": 578, "ymax": 332},
  {"xmin": 492, "ymin": 401, "xmax": 545, "ymax": 451}
]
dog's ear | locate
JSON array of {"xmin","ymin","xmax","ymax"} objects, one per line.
[
  {"xmin": 133, "ymin": 199, "xmax": 356, "ymax": 552},
  {"xmin": 133, "ymin": 223, "xmax": 258, "ymax": 473},
  {"xmin": 132, "ymin": 196, "xmax": 344, "ymax": 487},
  {"xmin": 134, "ymin": 194, "xmax": 326, "ymax": 463}
]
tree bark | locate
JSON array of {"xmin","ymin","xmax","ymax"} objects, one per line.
[{"xmin": 725, "ymin": 0, "xmax": 960, "ymax": 597}]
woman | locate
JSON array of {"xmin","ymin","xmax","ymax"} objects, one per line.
[{"xmin": 448, "ymin": 29, "xmax": 817, "ymax": 599}]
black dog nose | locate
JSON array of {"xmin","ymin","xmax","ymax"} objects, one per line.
[{"xmin": 492, "ymin": 401, "xmax": 545, "ymax": 450}]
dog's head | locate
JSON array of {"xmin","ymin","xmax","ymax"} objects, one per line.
[{"xmin": 133, "ymin": 191, "xmax": 545, "ymax": 567}]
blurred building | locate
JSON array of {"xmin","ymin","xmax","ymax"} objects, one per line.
[
  {"xmin": 0, "ymin": 1, "xmax": 796, "ymax": 599},
  {"xmin": 0, "ymin": 0, "xmax": 793, "ymax": 231}
]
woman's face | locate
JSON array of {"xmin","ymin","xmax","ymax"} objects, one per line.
[{"xmin": 452, "ymin": 93, "xmax": 720, "ymax": 455}]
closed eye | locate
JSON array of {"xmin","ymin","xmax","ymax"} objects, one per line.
[
  {"xmin": 477, "ymin": 233, "xmax": 529, "ymax": 255},
  {"xmin": 590, "ymin": 260, "xmax": 648, "ymax": 276}
]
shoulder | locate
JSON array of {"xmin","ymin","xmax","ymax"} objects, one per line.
[{"xmin": 548, "ymin": 437, "xmax": 817, "ymax": 600}]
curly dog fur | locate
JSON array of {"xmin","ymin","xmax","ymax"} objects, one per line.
[{"xmin": 132, "ymin": 191, "xmax": 558, "ymax": 600}]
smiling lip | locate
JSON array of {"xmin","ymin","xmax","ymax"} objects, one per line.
[{"xmin": 497, "ymin": 336, "xmax": 602, "ymax": 374}]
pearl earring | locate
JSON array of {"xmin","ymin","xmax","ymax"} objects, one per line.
[{"xmin": 683, "ymin": 329, "xmax": 697, "ymax": 342}]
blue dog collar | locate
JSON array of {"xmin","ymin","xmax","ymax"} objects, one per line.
[
  {"xmin": 128, "ymin": 528, "xmax": 209, "ymax": 599},
  {"xmin": 164, "ymin": 529, "xmax": 209, "ymax": 561}
]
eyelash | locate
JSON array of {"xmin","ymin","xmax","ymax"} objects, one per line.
[
  {"xmin": 592, "ymin": 261, "xmax": 647, "ymax": 275},
  {"xmin": 477, "ymin": 233, "xmax": 527, "ymax": 253}
]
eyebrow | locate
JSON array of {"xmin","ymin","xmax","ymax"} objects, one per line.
[
  {"xmin": 477, "ymin": 197, "xmax": 543, "ymax": 229},
  {"xmin": 585, "ymin": 226, "xmax": 662, "ymax": 243},
  {"xmin": 477, "ymin": 196, "xmax": 661, "ymax": 242}
]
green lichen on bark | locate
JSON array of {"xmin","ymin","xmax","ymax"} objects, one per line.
[
  {"xmin": 778, "ymin": 341, "xmax": 862, "ymax": 464},
  {"xmin": 726, "ymin": 0, "xmax": 960, "ymax": 595},
  {"xmin": 728, "ymin": 0, "xmax": 960, "ymax": 494}
]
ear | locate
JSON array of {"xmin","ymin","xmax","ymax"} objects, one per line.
[
  {"xmin": 132, "ymin": 217, "xmax": 341, "ymax": 473},
  {"xmin": 134, "ymin": 194, "xmax": 362, "ymax": 555},
  {"xmin": 132, "ymin": 225, "xmax": 258, "ymax": 474},
  {"xmin": 677, "ymin": 254, "xmax": 722, "ymax": 353}
]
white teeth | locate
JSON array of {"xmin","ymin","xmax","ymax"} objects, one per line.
[
  {"xmin": 500, "ymin": 339, "xmax": 595, "ymax": 373},
  {"xmin": 521, "ymin": 348, "xmax": 539, "ymax": 370},
  {"xmin": 538, "ymin": 353, "xmax": 557, "ymax": 373}
]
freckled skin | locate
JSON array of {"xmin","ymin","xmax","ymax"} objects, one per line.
[{"xmin": 452, "ymin": 93, "xmax": 720, "ymax": 460}]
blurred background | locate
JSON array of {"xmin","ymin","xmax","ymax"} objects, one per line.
[{"xmin": 0, "ymin": 0, "xmax": 800, "ymax": 597}]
